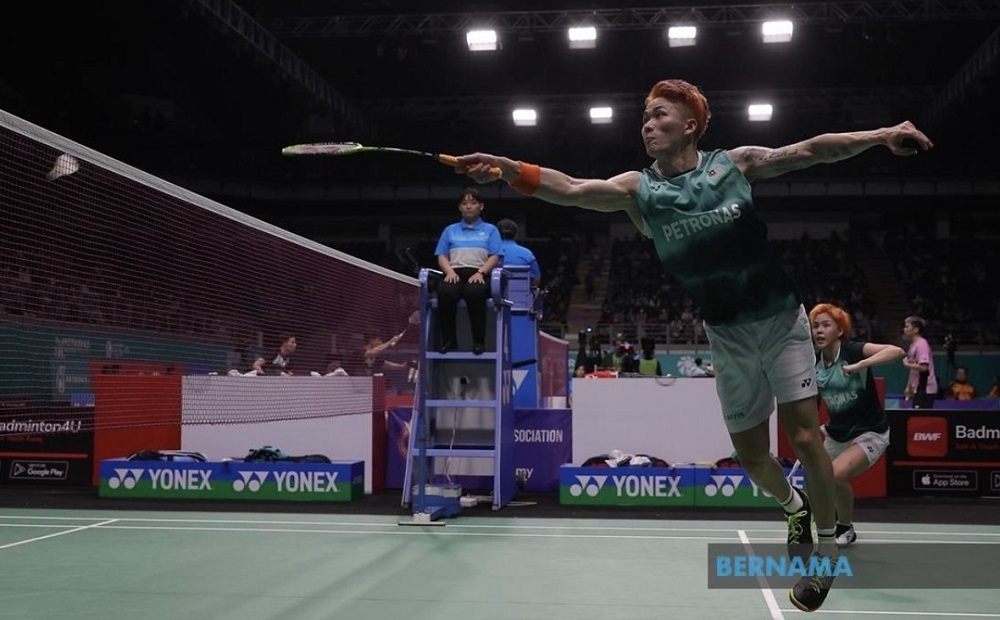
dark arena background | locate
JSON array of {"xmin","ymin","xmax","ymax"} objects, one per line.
[{"xmin": 1, "ymin": 2, "xmax": 999, "ymax": 619}]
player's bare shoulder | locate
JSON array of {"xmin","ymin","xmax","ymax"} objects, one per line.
[{"xmin": 609, "ymin": 170, "xmax": 641, "ymax": 194}]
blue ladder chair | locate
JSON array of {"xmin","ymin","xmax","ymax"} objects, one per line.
[{"xmin": 401, "ymin": 267, "xmax": 517, "ymax": 521}]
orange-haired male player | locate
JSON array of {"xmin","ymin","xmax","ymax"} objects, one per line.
[
  {"xmin": 810, "ymin": 303, "xmax": 904, "ymax": 548},
  {"xmin": 456, "ymin": 79, "xmax": 932, "ymax": 612}
]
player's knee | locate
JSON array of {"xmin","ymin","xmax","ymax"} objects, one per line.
[
  {"xmin": 734, "ymin": 448, "xmax": 771, "ymax": 473},
  {"xmin": 833, "ymin": 466, "xmax": 854, "ymax": 485},
  {"xmin": 786, "ymin": 426, "xmax": 822, "ymax": 458}
]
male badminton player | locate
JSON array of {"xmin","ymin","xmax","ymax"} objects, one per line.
[{"xmin": 456, "ymin": 79, "xmax": 933, "ymax": 612}]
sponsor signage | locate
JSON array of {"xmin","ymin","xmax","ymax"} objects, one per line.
[
  {"xmin": 559, "ymin": 466, "xmax": 695, "ymax": 506},
  {"xmin": 8, "ymin": 460, "xmax": 70, "ymax": 481},
  {"xmin": 912, "ymin": 470, "xmax": 978, "ymax": 491},
  {"xmin": 0, "ymin": 405, "xmax": 94, "ymax": 485},
  {"xmin": 558, "ymin": 466, "xmax": 806, "ymax": 507},
  {"xmin": 386, "ymin": 408, "xmax": 571, "ymax": 493},
  {"xmin": 889, "ymin": 410, "xmax": 1000, "ymax": 497},
  {"xmin": 905, "ymin": 416, "xmax": 948, "ymax": 458},
  {"xmin": 98, "ymin": 459, "xmax": 364, "ymax": 502},
  {"xmin": 695, "ymin": 467, "xmax": 805, "ymax": 508}
]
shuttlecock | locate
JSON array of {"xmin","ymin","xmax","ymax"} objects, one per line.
[{"xmin": 46, "ymin": 154, "xmax": 79, "ymax": 181}]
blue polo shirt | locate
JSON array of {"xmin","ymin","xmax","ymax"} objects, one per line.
[
  {"xmin": 435, "ymin": 218, "xmax": 502, "ymax": 269},
  {"xmin": 500, "ymin": 239, "xmax": 541, "ymax": 280}
]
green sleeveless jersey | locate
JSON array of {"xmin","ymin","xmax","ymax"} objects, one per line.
[
  {"xmin": 815, "ymin": 340, "xmax": 889, "ymax": 442},
  {"xmin": 636, "ymin": 149, "xmax": 798, "ymax": 325}
]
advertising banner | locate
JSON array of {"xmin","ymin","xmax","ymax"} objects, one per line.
[
  {"xmin": 558, "ymin": 466, "xmax": 805, "ymax": 508},
  {"xmin": 98, "ymin": 459, "xmax": 364, "ymax": 501},
  {"xmin": 386, "ymin": 407, "xmax": 572, "ymax": 492},
  {"xmin": 559, "ymin": 466, "xmax": 696, "ymax": 506},
  {"xmin": 0, "ymin": 404, "xmax": 94, "ymax": 485},
  {"xmin": 888, "ymin": 409, "xmax": 1000, "ymax": 497},
  {"xmin": 694, "ymin": 466, "xmax": 805, "ymax": 508}
]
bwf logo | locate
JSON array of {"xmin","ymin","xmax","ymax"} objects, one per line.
[
  {"xmin": 108, "ymin": 468, "xmax": 145, "ymax": 489},
  {"xmin": 907, "ymin": 416, "xmax": 948, "ymax": 458},
  {"xmin": 568, "ymin": 475, "xmax": 608, "ymax": 497},
  {"xmin": 233, "ymin": 471, "xmax": 270, "ymax": 492}
]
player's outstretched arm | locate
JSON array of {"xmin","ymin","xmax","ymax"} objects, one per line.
[
  {"xmin": 729, "ymin": 121, "xmax": 934, "ymax": 181},
  {"xmin": 457, "ymin": 153, "xmax": 636, "ymax": 206},
  {"xmin": 843, "ymin": 343, "xmax": 906, "ymax": 375}
]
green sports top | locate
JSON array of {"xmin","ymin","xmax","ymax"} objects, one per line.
[
  {"xmin": 815, "ymin": 340, "xmax": 889, "ymax": 442},
  {"xmin": 636, "ymin": 149, "xmax": 799, "ymax": 325}
]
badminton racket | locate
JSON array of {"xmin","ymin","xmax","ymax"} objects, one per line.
[
  {"xmin": 786, "ymin": 459, "xmax": 802, "ymax": 483},
  {"xmin": 281, "ymin": 142, "xmax": 502, "ymax": 178},
  {"xmin": 398, "ymin": 310, "xmax": 421, "ymax": 338}
]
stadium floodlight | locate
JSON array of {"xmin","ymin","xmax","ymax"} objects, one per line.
[
  {"xmin": 466, "ymin": 29, "xmax": 498, "ymax": 51},
  {"xmin": 748, "ymin": 104, "xmax": 773, "ymax": 122},
  {"xmin": 512, "ymin": 108, "xmax": 538, "ymax": 127},
  {"xmin": 589, "ymin": 107, "xmax": 613, "ymax": 124},
  {"xmin": 667, "ymin": 26, "xmax": 697, "ymax": 48},
  {"xmin": 568, "ymin": 26, "xmax": 597, "ymax": 49},
  {"xmin": 762, "ymin": 20, "xmax": 793, "ymax": 43}
]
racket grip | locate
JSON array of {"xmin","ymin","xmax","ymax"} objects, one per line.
[{"xmin": 438, "ymin": 155, "xmax": 502, "ymax": 179}]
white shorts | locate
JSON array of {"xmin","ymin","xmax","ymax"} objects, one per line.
[
  {"xmin": 823, "ymin": 428, "xmax": 890, "ymax": 466},
  {"xmin": 704, "ymin": 305, "xmax": 818, "ymax": 434}
]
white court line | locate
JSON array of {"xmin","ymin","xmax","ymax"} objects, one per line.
[
  {"xmin": 2, "ymin": 514, "xmax": 996, "ymax": 535},
  {"xmin": 780, "ymin": 610, "xmax": 1000, "ymax": 617},
  {"xmin": 0, "ymin": 523, "xmax": 89, "ymax": 529},
  {"xmin": 0, "ymin": 514, "xmax": 749, "ymax": 531},
  {"xmin": 744, "ymin": 528, "xmax": 1000, "ymax": 538},
  {"xmin": 738, "ymin": 529, "xmax": 785, "ymax": 620},
  {"xmin": 93, "ymin": 524, "xmax": 738, "ymax": 540},
  {"xmin": 0, "ymin": 519, "xmax": 118, "ymax": 551},
  {"xmin": 741, "ymin": 536, "xmax": 1000, "ymax": 545}
]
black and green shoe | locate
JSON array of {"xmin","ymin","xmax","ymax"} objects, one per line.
[
  {"xmin": 789, "ymin": 566, "xmax": 836, "ymax": 612},
  {"xmin": 785, "ymin": 488, "xmax": 814, "ymax": 561}
]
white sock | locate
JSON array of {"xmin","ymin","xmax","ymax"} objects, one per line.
[
  {"xmin": 780, "ymin": 486, "xmax": 803, "ymax": 513},
  {"xmin": 817, "ymin": 529, "xmax": 837, "ymax": 554}
]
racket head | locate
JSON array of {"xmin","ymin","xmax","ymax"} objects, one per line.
[{"xmin": 281, "ymin": 142, "xmax": 367, "ymax": 156}]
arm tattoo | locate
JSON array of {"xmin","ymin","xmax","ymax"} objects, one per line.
[{"xmin": 741, "ymin": 146, "xmax": 805, "ymax": 172}]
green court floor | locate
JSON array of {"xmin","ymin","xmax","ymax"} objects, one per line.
[{"xmin": 0, "ymin": 510, "xmax": 997, "ymax": 620}]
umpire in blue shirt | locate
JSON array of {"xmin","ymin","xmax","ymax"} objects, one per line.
[
  {"xmin": 434, "ymin": 188, "xmax": 502, "ymax": 354},
  {"xmin": 496, "ymin": 218, "xmax": 541, "ymax": 289}
]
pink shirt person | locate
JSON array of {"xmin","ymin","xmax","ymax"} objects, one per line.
[{"xmin": 906, "ymin": 337, "xmax": 938, "ymax": 396}]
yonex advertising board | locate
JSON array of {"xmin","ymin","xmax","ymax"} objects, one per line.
[
  {"xmin": 560, "ymin": 465, "xmax": 805, "ymax": 508},
  {"xmin": 694, "ymin": 466, "xmax": 805, "ymax": 508},
  {"xmin": 559, "ymin": 466, "xmax": 696, "ymax": 506},
  {"xmin": 99, "ymin": 459, "xmax": 364, "ymax": 502}
]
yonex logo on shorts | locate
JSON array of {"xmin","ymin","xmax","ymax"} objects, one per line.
[
  {"xmin": 233, "ymin": 471, "xmax": 270, "ymax": 492},
  {"xmin": 704, "ymin": 475, "xmax": 745, "ymax": 497},
  {"xmin": 108, "ymin": 468, "xmax": 145, "ymax": 489},
  {"xmin": 801, "ymin": 378, "xmax": 813, "ymax": 388},
  {"xmin": 568, "ymin": 475, "xmax": 608, "ymax": 497}
]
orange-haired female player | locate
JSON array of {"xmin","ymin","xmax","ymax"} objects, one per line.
[{"xmin": 809, "ymin": 303, "xmax": 905, "ymax": 547}]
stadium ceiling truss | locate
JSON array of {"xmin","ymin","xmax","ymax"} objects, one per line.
[
  {"xmin": 270, "ymin": 1, "xmax": 1000, "ymax": 38},
  {"xmin": 188, "ymin": 0, "xmax": 375, "ymax": 138}
]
